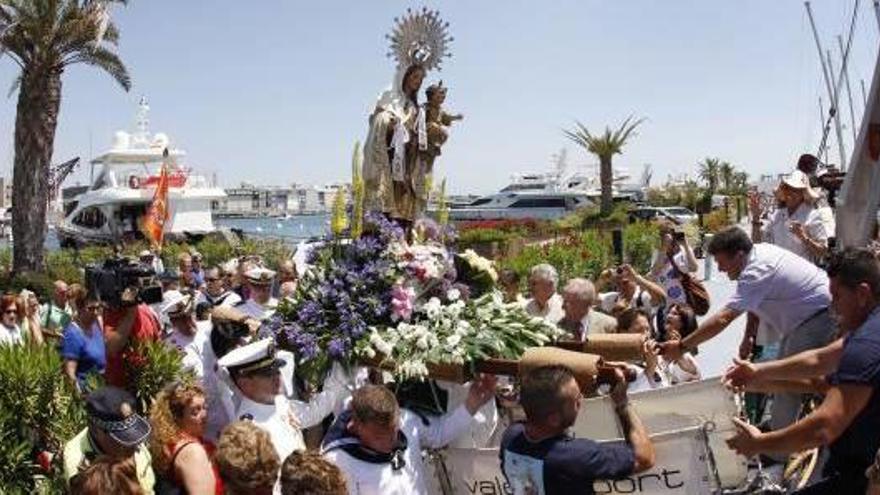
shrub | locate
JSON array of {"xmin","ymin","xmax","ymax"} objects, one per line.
[
  {"xmin": 499, "ymin": 222, "xmax": 658, "ymax": 290},
  {"xmin": 0, "ymin": 344, "xmax": 87, "ymax": 493},
  {"xmin": 703, "ymin": 208, "xmax": 733, "ymax": 234},
  {"xmin": 124, "ymin": 339, "xmax": 194, "ymax": 414}
]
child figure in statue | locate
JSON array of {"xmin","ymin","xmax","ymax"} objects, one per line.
[{"xmin": 424, "ymin": 81, "xmax": 463, "ymax": 159}]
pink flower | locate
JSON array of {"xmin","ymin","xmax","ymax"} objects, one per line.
[{"xmin": 390, "ymin": 284, "xmax": 415, "ymax": 321}]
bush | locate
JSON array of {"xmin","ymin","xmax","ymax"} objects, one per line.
[
  {"xmin": 499, "ymin": 222, "xmax": 658, "ymax": 290},
  {"xmin": 124, "ymin": 339, "xmax": 194, "ymax": 414},
  {"xmin": 0, "ymin": 344, "xmax": 87, "ymax": 493},
  {"xmin": 703, "ymin": 208, "xmax": 733, "ymax": 234}
]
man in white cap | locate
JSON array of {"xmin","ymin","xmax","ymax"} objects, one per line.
[
  {"xmin": 216, "ymin": 338, "xmax": 350, "ymax": 460},
  {"xmin": 749, "ymin": 169, "xmax": 830, "ymax": 264},
  {"xmin": 237, "ymin": 267, "xmax": 279, "ymax": 321},
  {"xmin": 161, "ymin": 291, "xmax": 210, "ymax": 378}
]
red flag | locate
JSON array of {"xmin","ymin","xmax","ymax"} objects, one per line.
[{"xmin": 142, "ymin": 150, "xmax": 171, "ymax": 249}]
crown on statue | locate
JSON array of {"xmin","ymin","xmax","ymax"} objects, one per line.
[{"xmin": 385, "ymin": 8, "xmax": 453, "ymax": 72}]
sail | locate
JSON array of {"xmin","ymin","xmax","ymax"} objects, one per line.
[
  {"xmin": 142, "ymin": 152, "xmax": 171, "ymax": 249},
  {"xmin": 836, "ymin": 46, "xmax": 880, "ymax": 247}
]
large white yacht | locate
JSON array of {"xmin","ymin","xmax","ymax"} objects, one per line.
[
  {"xmin": 57, "ymin": 99, "xmax": 226, "ymax": 248},
  {"xmin": 442, "ymin": 161, "xmax": 650, "ymax": 221}
]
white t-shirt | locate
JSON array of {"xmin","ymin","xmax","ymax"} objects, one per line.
[
  {"xmin": 762, "ymin": 202, "xmax": 828, "ymax": 262},
  {"xmin": 651, "ymin": 250, "xmax": 694, "ymax": 306},
  {"xmin": 627, "ymin": 364, "xmax": 669, "ymax": 393},
  {"xmin": 599, "ymin": 289, "xmax": 654, "ymax": 315},
  {"xmin": 726, "ymin": 243, "xmax": 831, "ymax": 337},
  {"xmin": 0, "ymin": 323, "xmax": 23, "ymax": 346},
  {"xmin": 524, "ymin": 294, "xmax": 564, "ymax": 324},
  {"xmin": 163, "ymin": 320, "xmax": 210, "ymax": 379}
]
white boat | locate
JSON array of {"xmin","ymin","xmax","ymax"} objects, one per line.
[
  {"xmin": 57, "ymin": 99, "xmax": 226, "ymax": 248},
  {"xmin": 440, "ymin": 164, "xmax": 649, "ymax": 221}
]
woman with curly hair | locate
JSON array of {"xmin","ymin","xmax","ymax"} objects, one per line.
[
  {"xmin": 280, "ymin": 451, "xmax": 347, "ymax": 495},
  {"xmin": 149, "ymin": 382, "xmax": 221, "ymax": 494}
]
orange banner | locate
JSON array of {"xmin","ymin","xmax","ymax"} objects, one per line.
[{"xmin": 142, "ymin": 155, "xmax": 170, "ymax": 249}]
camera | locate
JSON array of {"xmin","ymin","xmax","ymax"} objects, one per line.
[
  {"xmin": 673, "ymin": 231, "xmax": 686, "ymax": 242},
  {"xmin": 85, "ymin": 257, "xmax": 163, "ymax": 308}
]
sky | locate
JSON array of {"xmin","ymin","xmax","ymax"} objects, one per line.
[{"xmin": 0, "ymin": 1, "xmax": 878, "ymax": 195}]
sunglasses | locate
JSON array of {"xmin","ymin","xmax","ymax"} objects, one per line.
[
  {"xmin": 206, "ymin": 277, "xmax": 221, "ymax": 282},
  {"xmin": 3, "ymin": 308, "xmax": 17, "ymax": 315}
]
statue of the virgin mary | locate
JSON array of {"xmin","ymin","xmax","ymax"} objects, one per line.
[{"xmin": 362, "ymin": 9, "xmax": 453, "ymax": 226}]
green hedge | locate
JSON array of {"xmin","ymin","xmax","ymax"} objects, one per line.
[{"xmin": 499, "ymin": 222, "xmax": 659, "ymax": 289}]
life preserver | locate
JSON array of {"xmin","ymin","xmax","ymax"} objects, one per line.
[{"xmin": 129, "ymin": 176, "xmax": 140, "ymax": 189}]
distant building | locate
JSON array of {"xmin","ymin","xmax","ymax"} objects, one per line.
[{"xmin": 212, "ymin": 182, "xmax": 351, "ymax": 217}]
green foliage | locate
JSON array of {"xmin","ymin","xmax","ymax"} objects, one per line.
[
  {"xmin": 563, "ymin": 116, "xmax": 644, "ymax": 214},
  {"xmin": 124, "ymin": 340, "xmax": 194, "ymax": 414},
  {"xmin": 0, "ymin": 236, "xmax": 292, "ymax": 289},
  {"xmin": 458, "ymin": 228, "xmax": 515, "ymax": 246},
  {"xmin": 571, "ymin": 202, "xmax": 632, "ymax": 229},
  {"xmin": 500, "ymin": 222, "xmax": 659, "ymax": 288},
  {"xmin": 703, "ymin": 208, "xmax": 733, "ymax": 234},
  {"xmin": 0, "ymin": 345, "xmax": 87, "ymax": 493}
]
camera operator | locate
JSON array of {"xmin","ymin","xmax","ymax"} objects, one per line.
[{"xmin": 103, "ymin": 287, "xmax": 161, "ymax": 388}]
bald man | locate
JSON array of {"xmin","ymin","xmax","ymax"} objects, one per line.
[{"xmin": 40, "ymin": 280, "xmax": 72, "ymax": 340}]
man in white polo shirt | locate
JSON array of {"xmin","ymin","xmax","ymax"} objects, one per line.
[
  {"xmin": 750, "ymin": 169, "xmax": 830, "ymax": 264},
  {"xmin": 659, "ymin": 226, "xmax": 835, "ymax": 433}
]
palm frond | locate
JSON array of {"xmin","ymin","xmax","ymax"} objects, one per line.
[{"xmin": 68, "ymin": 45, "xmax": 130, "ymax": 90}]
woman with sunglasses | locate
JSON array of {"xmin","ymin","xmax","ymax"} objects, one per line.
[
  {"xmin": 60, "ymin": 285, "xmax": 107, "ymax": 393},
  {"xmin": 0, "ymin": 293, "xmax": 24, "ymax": 346},
  {"xmin": 150, "ymin": 382, "xmax": 221, "ymax": 495}
]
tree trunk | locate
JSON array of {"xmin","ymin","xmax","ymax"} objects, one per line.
[
  {"xmin": 12, "ymin": 68, "xmax": 62, "ymax": 273},
  {"xmin": 600, "ymin": 155, "xmax": 613, "ymax": 215}
]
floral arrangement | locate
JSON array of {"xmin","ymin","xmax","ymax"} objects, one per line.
[
  {"xmin": 266, "ymin": 210, "xmax": 560, "ymax": 384},
  {"xmin": 358, "ymin": 290, "xmax": 562, "ymax": 381}
]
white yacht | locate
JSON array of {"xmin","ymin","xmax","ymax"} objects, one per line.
[
  {"xmin": 442, "ymin": 163, "xmax": 649, "ymax": 221},
  {"xmin": 57, "ymin": 99, "xmax": 226, "ymax": 248}
]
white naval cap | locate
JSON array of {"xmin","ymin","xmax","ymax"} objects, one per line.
[
  {"xmin": 161, "ymin": 290, "xmax": 194, "ymax": 317},
  {"xmin": 217, "ymin": 337, "xmax": 286, "ymax": 375},
  {"xmin": 245, "ymin": 267, "xmax": 276, "ymax": 286}
]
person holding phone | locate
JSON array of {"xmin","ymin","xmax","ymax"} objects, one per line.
[
  {"xmin": 650, "ymin": 224, "xmax": 699, "ymax": 307},
  {"xmin": 749, "ymin": 170, "xmax": 829, "ymax": 264}
]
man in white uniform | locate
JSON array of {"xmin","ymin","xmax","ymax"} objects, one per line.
[
  {"xmin": 322, "ymin": 378, "xmax": 497, "ymax": 495},
  {"xmin": 161, "ymin": 291, "xmax": 210, "ymax": 379},
  {"xmin": 237, "ymin": 268, "xmax": 279, "ymax": 321},
  {"xmin": 217, "ymin": 338, "xmax": 349, "ymax": 460}
]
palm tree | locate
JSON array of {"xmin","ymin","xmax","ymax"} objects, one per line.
[
  {"xmin": 0, "ymin": 1, "xmax": 131, "ymax": 273},
  {"xmin": 719, "ymin": 161, "xmax": 735, "ymax": 193},
  {"xmin": 563, "ymin": 116, "xmax": 644, "ymax": 215},
  {"xmin": 733, "ymin": 171, "xmax": 749, "ymax": 194},
  {"xmin": 697, "ymin": 157, "xmax": 722, "ymax": 193}
]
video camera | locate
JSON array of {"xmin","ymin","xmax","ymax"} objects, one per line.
[{"xmin": 84, "ymin": 256, "xmax": 163, "ymax": 308}]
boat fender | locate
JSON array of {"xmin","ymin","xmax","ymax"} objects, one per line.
[{"xmin": 129, "ymin": 176, "xmax": 140, "ymax": 189}]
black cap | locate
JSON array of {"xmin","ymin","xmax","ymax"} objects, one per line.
[
  {"xmin": 159, "ymin": 270, "xmax": 179, "ymax": 282},
  {"xmin": 85, "ymin": 387, "xmax": 151, "ymax": 448}
]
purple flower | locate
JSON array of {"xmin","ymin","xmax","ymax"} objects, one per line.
[{"xmin": 327, "ymin": 338, "xmax": 347, "ymax": 358}]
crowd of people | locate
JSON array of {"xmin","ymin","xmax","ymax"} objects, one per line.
[{"xmin": 1, "ymin": 154, "xmax": 879, "ymax": 494}]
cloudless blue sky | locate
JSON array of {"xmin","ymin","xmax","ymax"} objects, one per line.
[{"xmin": 1, "ymin": 1, "xmax": 878, "ymax": 194}]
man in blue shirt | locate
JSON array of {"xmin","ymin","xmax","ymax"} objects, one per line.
[
  {"xmin": 725, "ymin": 247, "xmax": 880, "ymax": 493},
  {"xmin": 500, "ymin": 365, "xmax": 655, "ymax": 494}
]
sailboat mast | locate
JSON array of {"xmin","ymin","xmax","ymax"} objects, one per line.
[{"xmin": 838, "ymin": 35, "xmax": 859, "ymax": 144}]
